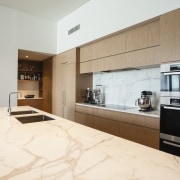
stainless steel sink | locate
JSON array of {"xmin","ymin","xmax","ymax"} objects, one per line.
[
  {"xmin": 15, "ymin": 115, "xmax": 55, "ymax": 124},
  {"xmin": 11, "ymin": 110, "xmax": 38, "ymax": 115}
]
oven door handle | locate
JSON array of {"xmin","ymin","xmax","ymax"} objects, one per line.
[
  {"xmin": 163, "ymin": 140, "xmax": 180, "ymax": 148},
  {"xmin": 163, "ymin": 106, "xmax": 180, "ymax": 110},
  {"xmin": 164, "ymin": 72, "xmax": 180, "ymax": 75}
]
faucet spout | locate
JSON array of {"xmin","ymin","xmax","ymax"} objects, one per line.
[{"xmin": 8, "ymin": 92, "xmax": 22, "ymax": 116}]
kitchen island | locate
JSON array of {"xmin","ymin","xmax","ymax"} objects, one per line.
[{"xmin": 0, "ymin": 106, "xmax": 179, "ymax": 180}]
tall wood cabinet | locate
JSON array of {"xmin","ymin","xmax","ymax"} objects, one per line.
[
  {"xmin": 53, "ymin": 49, "xmax": 76, "ymax": 121},
  {"xmin": 53, "ymin": 48, "xmax": 92, "ymax": 121},
  {"xmin": 42, "ymin": 58, "xmax": 52, "ymax": 113}
]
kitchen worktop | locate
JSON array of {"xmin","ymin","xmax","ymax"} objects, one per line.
[
  {"xmin": 18, "ymin": 97, "xmax": 43, "ymax": 100},
  {"xmin": 0, "ymin": 106, "xmax": 179, "ymax": 179},
  {"xmin": 76, "ymin": 103, "xmax": 160, "ymax": 118}
]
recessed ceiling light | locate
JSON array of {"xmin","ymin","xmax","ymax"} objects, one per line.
[{"xmin": 25, "ymin": 55, "xmax": 29, "ymax": 58}]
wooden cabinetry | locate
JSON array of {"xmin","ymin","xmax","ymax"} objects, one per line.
[
  {"xmin": 75, "ymin": 112, "xmax": 94, "ymax": 128},
  {"xmin": 75, "ymin": 105, "xmax": 94, "ymax": 128},
  {"xmin": 18, "ymin": 59, "xmax": 52, "ymax": 113},
  {"xmin": 110, "ymin": 33, "xmax": 126, "ymax": 55},
  {"xmin": 126, "ymin": 20, "xmax": 160, "ymax": 52},
  {"xmin": 53, "ymin": 49, "xmax": 76, "ymax": 121},
  {"xmin": 53, "ymin": 48, "xmax": 92, "ymax": 121},
  {"xmin": 97, "ymin": 32, "xmax": 126, "ymax": 59},
  {"xmin": 80, "ymin": 60, "xmax": 98, "ymax": 74},
  {"xmin": 80, "ymin": 42, "xmax": 98, "ymax": 62},
  {"xmin": 80, "ymin": 19, "xmax": 160, "ymax": 73},
  {"xmin": 160, "ymin": 8, "xmax": 180, "ymax": 63},
  {"xmin": 75, "ymin": 104, "xmax": 160, "ymax": 149},
  {"xmin": 42, "ymin": 58, "xmax": 52, "ymax": 113},
  {"xmin": 97, "ymin": 54, "xmax": 126, "ymax": 72},
  {"xmin": 94, "ymin": 116, "xmax": 119, "ymax": 136},
  {"xmin": 126, "ymin": 46, "xmax": 161, "ymax": 68},
  {"xmin": 18, "ymin": 99, "xmax": 43, "ymax": 110}
]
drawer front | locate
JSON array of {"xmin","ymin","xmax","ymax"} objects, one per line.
[{"xmin": 75, "ymin": 105, "xmax": 93, "ymax": 115}]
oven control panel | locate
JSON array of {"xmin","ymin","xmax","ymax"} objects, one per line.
[{"xmin": 170, "ymin": 98, "xmax": 180, "ymax": 105}]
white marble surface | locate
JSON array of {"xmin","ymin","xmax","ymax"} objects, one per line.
[
  {"xmin": 0, "ymin": 106, "xmax": 179, "ymax": 180},
  {"xmin": 93, "ymin": 67, "xmax": 160, "ymax": 110}
]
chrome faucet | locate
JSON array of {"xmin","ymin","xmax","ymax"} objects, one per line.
[{"xmin": 8, "ymin": 92, "xmax": 22, "ymax": 115}]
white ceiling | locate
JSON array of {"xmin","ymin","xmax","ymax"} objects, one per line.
[{"xmin": 0, "ymin": 0, "xmax": 90, "ymax": 21}]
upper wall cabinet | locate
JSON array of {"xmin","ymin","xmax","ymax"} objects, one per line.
[
  {"xmin": 160, "ymin": 8, "xmax": 180, "ymax": 63},
  {"xmin": 97, "ymin": 32, "xmax": 125, "ymax": 58},
  {"xmin": 60, "ymin": 48, "xmax": 77, "ymax": 63},
  {"xmin": 80, "ymin": 16, "xmax": 162, "ymax": 73},
  {"xmin": 126, "ymin": 46, "xmax": 160, "ymax": 68},
  {"xmin": 80, "ymin": 42, "xmax": 98, "ymax": 62},
  {"xmin": 126, "ymin": 20, "xmax": 160, "ymax": 52},
  {"xmin": 80, "ymin": 32, "xmax": 126, "ymax": 73},
  {"xmin": 80, "ymin": 32, "xmax": 126, "ymax": 63}
]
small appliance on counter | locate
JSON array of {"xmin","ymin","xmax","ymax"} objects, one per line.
[
  {"xmin": 84, "ymin": 85, "xmax": 104, "ymax": 105},
  {"xmin": 24, "ymin": 95, "xmax": 35, "ymax": 98},
  {"xmin": 84, "ymin": 88, "xmax": 93, "ymax": 103},
  {"xmin": 135, "ymin": 91, "xmax": 153, "ymax": 112}
]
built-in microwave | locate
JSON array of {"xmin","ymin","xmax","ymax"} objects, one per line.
[{"xmin": 161, "ymin": 62, "xmax": 180, "ymax": 97}]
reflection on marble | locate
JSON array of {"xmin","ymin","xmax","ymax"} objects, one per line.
[
  {"xmin": 0, "ymin": 106, "xmax": 180, "ymax": 180},
  {"xmin": 93, "ymin": 67, "xmax": 160, "ymax": 109}
]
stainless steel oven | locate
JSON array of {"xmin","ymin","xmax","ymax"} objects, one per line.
[
  {"xmin": 161, "ymin": 61, "xmax": 180, "ymax": 97},
  {"xmin": 160, "ymin": 62, "xmax": 180, "ymax": 156},
  {"xmin": 160, "ymin": 101, "xmax": 180, "ymax": 156}
]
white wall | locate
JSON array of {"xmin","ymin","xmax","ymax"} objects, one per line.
[
  {"xmin": 0, "ymin": 6, "xmax": 18, "ymax": 107},
  {"xmin": 0, "ymin": 6, "xmax": 57, "ymax": 107},
  {"xmin": 57, "ymin": 0, "xmax": 180, "ymax": 53},
  {"xmin": 17, "ymin": 11, "xmax": 57, "ymax": 54}
]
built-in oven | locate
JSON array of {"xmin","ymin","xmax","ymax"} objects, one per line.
[
  {"xmin": 160, "ymin": 99, "xmax": 180, "ymax": 156},
  {"xmin": 161, "ymin": 62, "xmax": 180, "ymax": 97},
  {"xmin": 160, "ymin": 61, "xmax": 180, "ymax": 156}
]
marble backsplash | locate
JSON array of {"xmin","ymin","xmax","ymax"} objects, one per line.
[{"xmin": 93, "ymin": 67, "xmax": 160, "ymax": 110}]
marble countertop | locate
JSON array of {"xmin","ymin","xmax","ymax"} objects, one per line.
[
  {"xmin": 0, "ymin": 106, "xmax": 179, "ymax": 180},
  {"xmin": 76, "ymin": 103, "xmax": 160, "ymax": 118}
]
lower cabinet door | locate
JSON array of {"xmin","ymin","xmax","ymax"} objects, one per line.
[
  {"xmin": 143, "ymin": 128, "xmax": 160, "ymax": 149},
  {"xmin": 119, "ymin": 122, "xmax": 159, "ymax": 149},
  {"xmin": 119, "ymin": 122, "xmax": 144, "ymax": 143},
  {"xmin": 75, "ymin": 112, "xmax": 94, "ymax": 128},
  {"xmin": 18, "ymin": 99, "xmax": 43, "ymax": 110},
  {"xmin": 94, "ymin": 116, "xmax": 119, "ymax": 136}
]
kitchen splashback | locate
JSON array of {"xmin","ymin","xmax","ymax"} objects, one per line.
[{"xmin": 93, "ymin": 67, "xmax": 160, "ymax": 109}]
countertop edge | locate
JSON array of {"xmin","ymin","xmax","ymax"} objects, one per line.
[{"xmin": 75, "ymin": 103, "xmax": 160, "ymax": 118}]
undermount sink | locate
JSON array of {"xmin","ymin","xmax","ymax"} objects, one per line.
[
  {"xmin": 11, "ymin": 110, "xmax": 38, "ymax": 115},
  {"xmin": 15, "ymin": 115, "xmax": 55, "ymax": 124}
]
